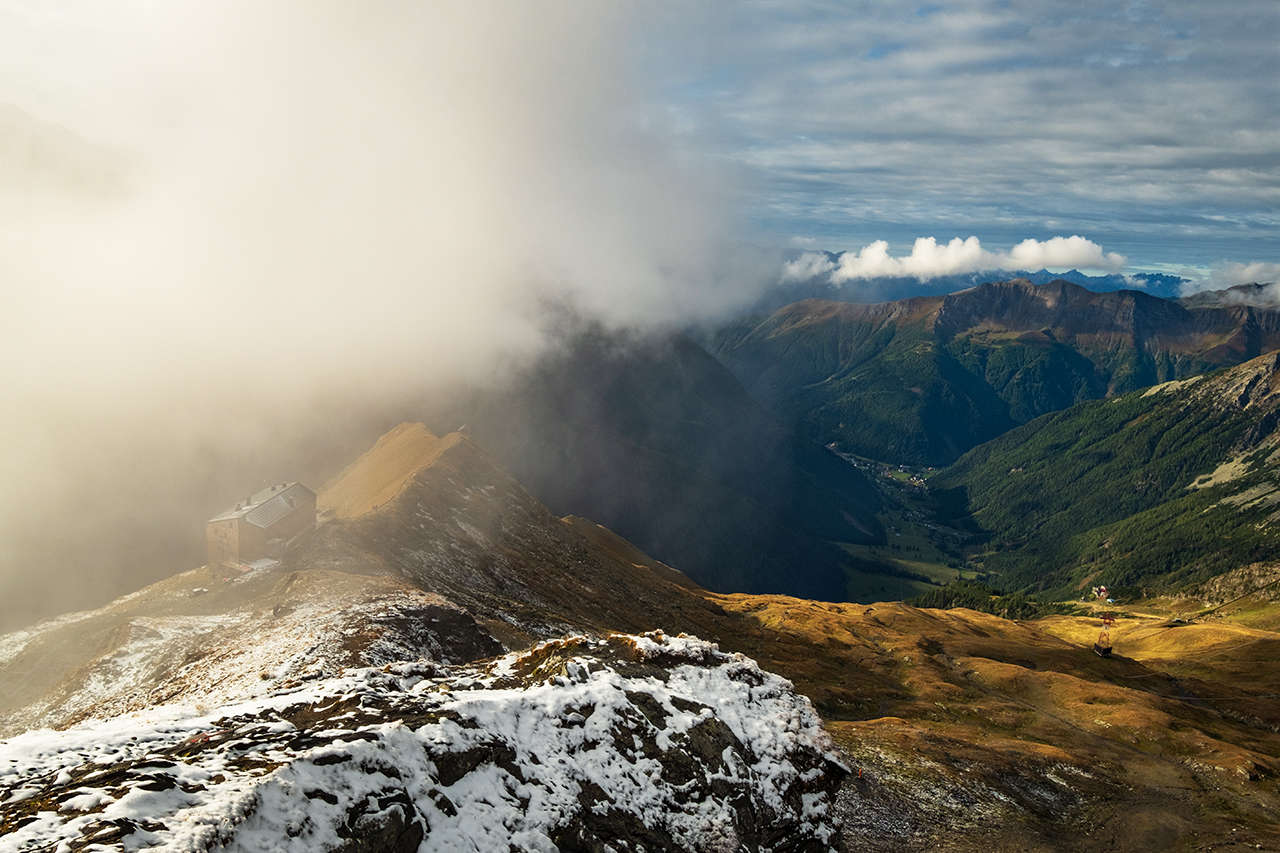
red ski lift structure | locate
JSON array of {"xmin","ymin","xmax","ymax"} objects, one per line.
[{"xmin": 1094, "ymin": 613, "xmax": 1116, "ymax": 657}]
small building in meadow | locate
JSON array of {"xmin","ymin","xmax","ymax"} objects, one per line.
[{"xmin": 206, "ymin": 482, "xmax": 316, "ymax": 578}]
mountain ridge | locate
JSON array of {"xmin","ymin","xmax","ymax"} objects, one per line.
[
  {"xmin": 0, "ymin": 423, "xmax": 727, "ymax": 737},
  {"xmin": 5, "ymin": 422, "xmax": 1280, "ymax": 850},
  {"xmin": 709, "ymin": 277, "xmax": 1280, "ymax": 465},
  {"xmin": 429, "ymin": 329, "xmax": 886, "ymax": 601}
]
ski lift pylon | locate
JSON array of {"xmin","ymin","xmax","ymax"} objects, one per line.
[{"xmin": 1094, "ymin": 612, "xmax": 1115, "ymax": 657}]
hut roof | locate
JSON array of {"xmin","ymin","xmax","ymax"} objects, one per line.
[{"xmin": 207, "ymin": 482, "xmax": 315, "ymax": 529}]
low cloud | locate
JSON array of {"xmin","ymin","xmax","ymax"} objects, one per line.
[
  {"xmin": 1175, "ymin": 261, "xmax": 1280, "ymax": 300},
  {"xmin": 784, "ymin": 235, "xmax": 1126, "ymax": 283},
  {"xmin": 781, "ymin": 251, "xmax": 838, "ymax": 282},
  {"xmin": 1207, "ymin": 262, "xmax": 1280, "ymax": 290},
  {"xmin": 0, "ymin": 0, "xmax": 754, "ymax": 630}
]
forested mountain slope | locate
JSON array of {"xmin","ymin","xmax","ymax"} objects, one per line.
[
  {"xmin": 709, "ymin": 278, "xmax": 1280, "ymax": 465},
  {"xmin": 932, "ymin": 351, "xmax": 1280, "ymax": 598}
]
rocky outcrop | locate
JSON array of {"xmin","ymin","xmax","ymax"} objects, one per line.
[
  {"xmin": 0, "ymin": 571, "xmax": 504, "ymax": 737},
  {"xmin": 0, "ymin": 632, "xmax": 846, "ymax": 853}
]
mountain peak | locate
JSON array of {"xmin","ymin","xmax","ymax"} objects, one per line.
[
  {"xmin": 318, "ymin": 423, "xmax": 470, "ymax": 519},
  {"xmin": 295, "ymin": 423, "xmax": 737, "ymax": 648}
]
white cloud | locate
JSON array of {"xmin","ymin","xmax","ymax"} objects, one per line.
[
  {"xmin": 1174, "ymin": 260, "xmax": 1280, "ymax": 297},
  {"xmin": 1005, "ymin": 236, "xmax": 1127, "ymax": 272},
  {"xmin": 1208, "ymin": 261, "xmax": 1280, "ymax": 289},
  {"xmin": 826, "ymin": 236, "xmax": 1125, "ymax": 282},
  {"xmin": 0, "ymin": 1, "xmax": 744, "ymax": 412},
  {"xmin": 781, "ymin": 251, "xmax": 836, "ymax": 281}
]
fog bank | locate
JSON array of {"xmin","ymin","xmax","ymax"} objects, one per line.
[{"xmin": 0, "ymin": 1, "xmax": 752, "ymax": 629}]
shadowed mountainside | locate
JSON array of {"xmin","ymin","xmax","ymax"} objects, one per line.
[
  {"xmin": 296, "ymin": 423, "xmax": 728, "ymax": 646},
  {"xmin": 428, "ymin": 329, "xmax": 885, "ymax": 602},
  {"xmin": 709, "ymin": 278, "xmax": 1280, "ymax": 465}
]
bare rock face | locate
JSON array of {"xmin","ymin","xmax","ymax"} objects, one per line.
[{"xmin": 0, "ymin": 632, "xmax": 845, "ymax": 853}]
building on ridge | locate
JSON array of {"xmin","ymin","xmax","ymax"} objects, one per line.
[{"xmin": 206, "ymin": 482, "xmax": 317, "ymax": 580}]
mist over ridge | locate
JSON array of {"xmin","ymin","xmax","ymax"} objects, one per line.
[
  {"xmin": 5, "ymin": 6, "xmax": 1280, "ymax": 849},
  {"xmin": 0, "ymin": 1, "xmax": 766, "ymax": 630}
]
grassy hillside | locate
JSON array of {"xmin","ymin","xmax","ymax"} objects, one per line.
[
  {"xmin": 932, "ymin": 357, "xmax": 1280, "ymax": 600},
  {"xmin": 709, "ymin": 302, "xmax": 1016, "ymax": 465}
]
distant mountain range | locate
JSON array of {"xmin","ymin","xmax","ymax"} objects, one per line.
[
  {"xmin": 746, "ymin": 248, "xmax": 1191, "ymax": 311},
  {"xmin": 1179, "ymin": 280, "xmax": 1280, "ymax": 308},
  {"xmin": 709, "ymin": 278, "xmax": 1280, "ymax": 466}
]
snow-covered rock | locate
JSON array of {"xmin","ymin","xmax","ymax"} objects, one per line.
[{"xmin": 0, "ymin": 632, "xmax": 845, "ymax": 852}]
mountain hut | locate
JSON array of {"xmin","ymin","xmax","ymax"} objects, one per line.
[{"xmin": 206, "ymin": 482, "xmax": 316, "ymax": 579}]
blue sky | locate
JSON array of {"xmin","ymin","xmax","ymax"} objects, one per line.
[{"xmin": 641, "ymin": 1, "xmax": 1280, "ymax": 285}]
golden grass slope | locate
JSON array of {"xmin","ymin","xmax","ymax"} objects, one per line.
[
  {"xmin": 701, "ymin": 596, "xmax": 1280, "ymax": 853},
  {"xmin": 318, "ymin": 422, "xmax": 458, "ymax": 519}
]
